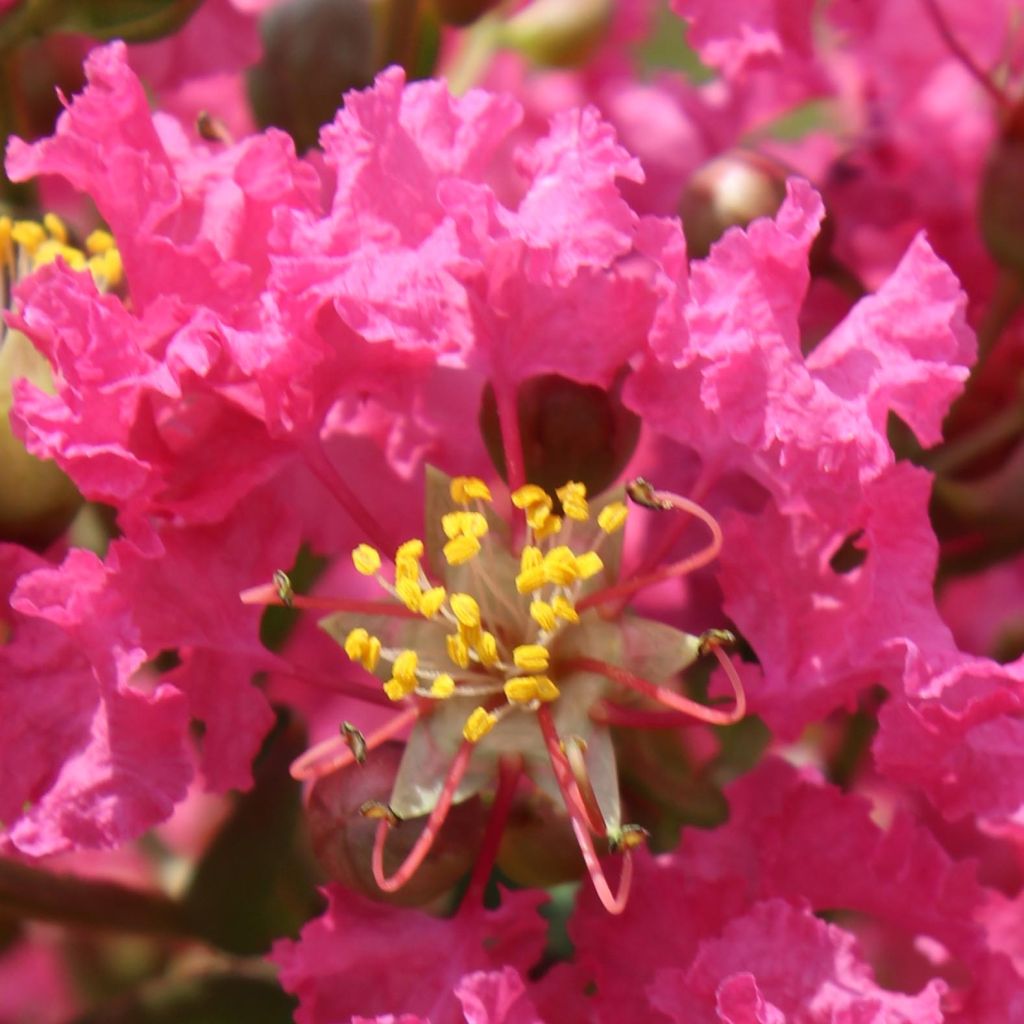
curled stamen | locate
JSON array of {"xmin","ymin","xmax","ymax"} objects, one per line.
[
  {"xmin": 291, "ymin": 707, "xmax": 419, "ymax": 781},
  {"xmin": 536, "ymin": 706, "xmax": 606, "ymax": 836},
  {"xmin": 565, "ymin": 653, "xmax": 746, "ymax": 726},
  {"xmin": 371, "ymin": 739, "xmax": 475, "ymax": 893},
  {"xmin": 562, "ymin": 735, "xmax": 608, "ymax": 838},
  {"xmin": 590, "ymin": 702, "xmax": 716, "ymax": 729},
  {"xmin": 578, "ymin": 480, "xmax": 722, "ymax": 612},
  {"xmin": 536, "ymin": 705, "xmax": 633, "ymax": 914},
  {"xmin": 240, "ymin": 580, "xmax": 418, "ymax": 618}
]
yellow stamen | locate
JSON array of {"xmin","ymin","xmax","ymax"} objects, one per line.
[
  {"xmin": 384, "ymin": 679, "xmax": 411, "ymax": 701},
  {"xmin": 511, "ymin": 484, "xmax": 551, "ymax": 510},
  {"xmin": 449, "ymin": 593, "xmax": 481, "ymax": 629},
  {"xmin": 442, "ymin": 511, "xmax": 488, "ymax": 540},
  {"xmin": 33, "ymin": 239, "xmax": 86, "ymax": 271},
  {"xmin": 396, "ymin": 538, "xmax": 425, "ymax": 560},
  {"xmin": 575, "ymin": 551, "xmax": 604, "ymax": 580},
  {"xmin": 533, "ymin": 513, "xmax": 563, "ymax": 540},
  {"xmin": 395, "ymin": 577, "xmax": 422, "ymax": 612},
  {"xmin": 504, "ymin": 676, "xmax": 559, "ymax": 704},
  {"xmin": 11, "ymin": 220, "xmax": 45, "ymax": 253},
  {"xmin": 392, "ymin": 650, "xmax": 418, "ymax": 688},
  {"xmin": 476, "ymin": 631, "xmax": 499, "ymax": 666},
  {"xmin": 597, "ymin": 502, "xmax": 628, "ymax": 533},
  {"xmin": 42, "ymin": 212, "xmax": 67, "ymax": 243},
  {"xmin": 85, "ymin": 229, "xmax": 115, "ymax": 254},
  {"xmin": 552, "ymin": 595, "xmax": 579, "ymax": 623},
  {"xmin": 444, "ymin": 534, "xmax": 480, "ymax": 565},
  {"xmin": 463, "ymin": 707, "xmax": 498, "ymax": 743},
  {"xmin": 450, "ymin": 476, "xmax": 492, "ymax": 504},
  {"xmin": 430, "ymin": 674, "xmax": 456, "ymax": 698},
  {"xmin": 556, "ymin": 481, "xmax": 589, "ymax": 521},
  {"xmin": 447, "ymin": 632, "xmax": 470, "ymax": 669},
  {"xmin": 530, "ymin": 600, "xmax": 556, "ymax": 631},
  {"xmin": 343, "ymin": 628, "xmax": 381, "ymax": 671},
  {"xmin": 419, "ymin": 586, "xmax": 446, "ymax": 618},
  {"xmin": 89, "ymin": 247, "xmax": 123, "ymax": 287},
  {"xmin": 544, "ymin": 546, "xmax": 579, "ymax": 586},
  {"xmin": 352, "ymin": 544, "xmax": 382, "ymax": 576},
  {"xmin": 513, "ymin": 643, "xmax": 550, "ymax": 672}
]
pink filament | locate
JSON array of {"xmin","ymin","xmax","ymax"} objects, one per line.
[
  {"xmin": 578, "ymin": 490, "xmax": 722, "ymax": 612},
  {"xmin": 536, "ymin": 705, "xmax": 633, "ymax": 914},
  {"xmin": 466, "ymin": 755, "xmax": 523, "ymax": 901},
  {"xmin": 536, "ymin": 706, "xmax": 607, "ymax": 837},
  {"xmin": 566, "ymin": 650, "xmax": 746, "ymax": 726},
  {"xmin": 590, "ymin": 702, "xmax": 716, "ymax": 729},
  {"xmin": 290, "ymin": 706, "xmax": 419, "ymax": 781},
  {"xmin": 240, "ymin": 581, "xmax": 417, "ymax": 617},
  {"xmin": 371, "ymin": 739, "xmax": 475, "ymax": 893}
]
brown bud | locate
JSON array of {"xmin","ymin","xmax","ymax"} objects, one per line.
[{"xmin": 500, "ymin": 0, "xmax": 612, "ymax": 68}]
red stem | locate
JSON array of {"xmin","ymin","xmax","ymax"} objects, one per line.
[
  {"xmin": 536, "ymin": 705, "xmax": 607, "ymax": 836},
  {"xmin": 371, "ymin": 739, "xmax": 475, "ymax": 893},
  {"xmin": 291, "ymin": 706, "xmax": 419, "ymax": 781}
]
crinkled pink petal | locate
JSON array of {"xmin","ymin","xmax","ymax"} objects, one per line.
[
  {"xmin": 671, "ymin": 0, "xmax": 818, "ymax": 77},
  {"xmin": 2, "ymin": 547, "xmax": 191, "ymax": 853},
  {"xmin": 546, "ymin": 757, "xmax": 995, "ymax": 1022},
  {"xmin": 648, "ymin": 900, "xmax": 947, "ymax": 1023},
  {"xmin": 272, "ymin": 887, "xmax": 547, "ymax": 1024},
  {"xmin": 876, "ymin": 655, "xmax": 1024, "ymax": 822},
  {"xmin": 455, "ymin": 968, "xmax": 545, "ymax": 1024}
]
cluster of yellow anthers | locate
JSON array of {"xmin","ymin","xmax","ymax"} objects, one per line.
[
  {"xmin": 0, "ymin": 214, "xmax": 122, "ymax": 292},
  {"xmin": 343, "ymin": 475, "xmax": 628, "ymax": 744}
]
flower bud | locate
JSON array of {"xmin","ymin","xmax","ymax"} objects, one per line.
[
  {"xmin": 0, "ymin": 328, "xmax": 81, "ymax": 548},
  {"xmin": 0, "ymin": 0, "xmax": 201, "ymax": 46},
  {"xmin": 979, "ymin": 101, "xmax": 1024, "ymax": 278},
  {"xmin": 496, "ymin": 790, "xmax": 584, "ymax": 888},
  {"xmin": 306, "ymin": 742, "xmax": 486, "ymax": 907},
  {"xmin": 680, "ymin": 150, "xmax": 790, "ymax": 259},
  {"xmin": 249, "ymin": 0, "xmax": 376, "ymax": 153},
  {"xmin": 479, "ymin": 373, "xmax": 640, "ymax": 499},
  {"xmin": 500, "ymin": 0, "xmax": 612, "ymax": 68}
]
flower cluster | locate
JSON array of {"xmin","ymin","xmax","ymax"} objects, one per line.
[{"xmin": 2, "ymin": 2, "xmax": 1024, "ymax": 1022}]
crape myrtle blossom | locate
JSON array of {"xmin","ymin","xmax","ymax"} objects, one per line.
[{"xmin": 0, "ymin": 38, "xmax": 1012, "ymax": 1023}]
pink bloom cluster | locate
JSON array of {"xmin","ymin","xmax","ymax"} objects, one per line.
[{"xmin": 3, "ymin": 0, "xmax": 1024, "ymax": 1017}]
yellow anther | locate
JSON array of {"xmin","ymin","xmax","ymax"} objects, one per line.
[
  {"xmin": 556, "ymin": 481, "xmax": 589, "ymax": 521},
  {"xmin": 430, "ymin": 674, "xmax": 456, "ymax": 698},
  {"xmin": 85, "ymin": 229, "xmax": 115, "ymax": 254},
  {"xmin": 597, "ymin": 501, "xmax": 628, "ymax": 533},
  {"xmin": 419, "ymin": 586, "xmax": 446, "ymax": 618},
  {"xmin": 552, "ymin": 595, "xmax": 579, "ymax": 623},
  {"xmin": 0, "ymin": 217, "xmax": 12, "ymax": 266},
  {"xmin": 447, "ymin": 632, "xmax": 470, "ymax": 669},
  {"xmin": 352, "ymin": 544, "xmax": 382, "ymax": 576},
  {"xmin": 504, "ymin": 676, "xmax": 560, "ymax": 704},
  {"xmin": 476, "ymin": 631, "xmax": 499, "ymax": 667},
  {"xmin": 525, "ymin": 503, "xmax": 554, "ymax": 532},
  {"xmin": 575, "ymin": 551, "xmax": 604, "ymax": 580},
  {"xmin": 395, "ymin": 577, "xmax": 422, "ymax": 612},
  {"xmin": 533, "ymin": 513, "xmax": 562, "ymax": 541},
  {"xmin": 392, "ymin": 650, "xmax": 419, "ymax": 688},
  {"xmin": 396, "ymin": 538, "xmax": 424, "ymax": 560},
  {"xmin": 442, "ymin": 511, "xmax": 488, "ymax": 540},
  {"xmin": 89, "ymin": 247, "xmax": 123, "ymax": 287},
  {"xmin": 444, "ymin": 534, "xmax": 480, "ymax": 565},
  {"xmin": 42, "ymin": 213, "xmax": 67, "ymax": 243},
  {"xmin": 515, "ymin": 564, "xmax": 547, "ymax": 594},
  {"xmin": 513, "ymin": 644, "xmax": 550, "ymax": 673},
  {"xmin": 521, "ymin": 546, "xmax": 543, "ymax": 571},
  {"xmin": 384, "ymin": 679, "xmax": 412, "ymax": 701},
  {"xmin": 450, "ymin": 476, "xmax": 493, "ymax": 504},
  {"xmin": 463, "ymin": 707, "xmax": 498, "ymax": 743},
  {"xmin": 449, "ymin": 593, "xmax": 481, "ymax": 629},
  {"xmin": 544, "ymin": 546, "xmax": 579, "ymax": 586},
  {"xmin": 11, "ymin": 220, "xmax": 45, "ymax": 252},
  {"xmin": 33, "ymin": 239, "xmax": 87, "ymax": 271},
  {"xmin": 343, "ymin": 628, "xmax": 381, "ymax": 672},
  {"xmin": 511, "ymin": 484, "xmax": 552, "ymax": 510},
  {"xmin": 530, "ymin": 600, "xmax": 556, "ymax": 632},
  {"xmin": 395, "ymin": 555, "xmax": 420, "ymax": 584}
]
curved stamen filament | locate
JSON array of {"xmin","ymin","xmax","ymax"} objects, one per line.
[
  {"xmin": 536, "ymin": 705, "xmax": 607, "ymax": 836},
  {"xmin": 578, "ymin": 485, "xmax": 722, "ymax": 612},
  {"xmin": 536, "ymin": 705, "xmax": 632, "ymax": 914},
  {"xmin": 240, "ymin": 581, "xmax": 418, "ymax": 618},
  {"xmin": 565, "ymin": 653, "xmax": 746, "ymax": 726},
  {"xmin": 371, "ymin": 739, "xmax": 475, "ymax": 893},
  {"xmin": 590, "ymin": 702, "xmax": 716, "ymax": 729},
  {"xmin": 291, "ymin": 707, "xmax": 419, "ymax": 781},
  {"xmin": 466, "ymin": 755, "xmax": 523, "ymax": 901}
]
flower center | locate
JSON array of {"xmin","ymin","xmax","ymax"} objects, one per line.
[{"xmin": 343, "ymin": 475, "xmax": 629, "ymax": 744}]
